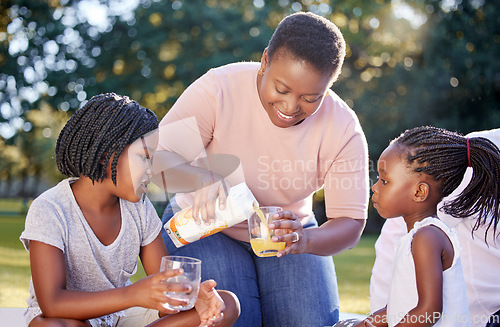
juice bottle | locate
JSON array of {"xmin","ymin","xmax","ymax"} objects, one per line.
[{"xmin": 164, "ymin": 182, "xmax": 257, "ymax": 247}]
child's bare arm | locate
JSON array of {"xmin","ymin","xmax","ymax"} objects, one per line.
[
  {"xmin": 395, "ymin": 226, "xmax": 449, "ymax": 327},
  {"xmin": 139, "ymin": 234, "xmax": 169, "ymax": 275},
  {"xmin": 30, "ymin": 240, "xmax": 181, "ymax": 320}
]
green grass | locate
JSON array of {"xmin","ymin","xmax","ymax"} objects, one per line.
[
  {"xmin": 0, "ymin": 198, "xmax": 31, "ymax": 215},
  {"xmin": 0, "ymin": 200, "xmax": 376, "ymax": 315},
  {"xmin": 0, "ymin": 215, "xmax": 31, "ymax": 307},
  {"xmin": 335, "ymin": 234, "xmax": 376, "ymax": 315}
]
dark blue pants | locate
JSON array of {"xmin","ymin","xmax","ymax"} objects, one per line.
[{"xmin": 161, "ymin": 200, "xmax": 340, "ymax": 327}]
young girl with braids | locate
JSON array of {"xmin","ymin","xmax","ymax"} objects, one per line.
[
  {"xmin": 370, "ymin": 128, "xmax": 500, "ymax": 327},
  {"xmin": 20, "ymin": 93, "xmax": 239, "ymax": 327},
  {"xmin": 348, "ymin": 126, "xmax": 500, "ymax": 327}
]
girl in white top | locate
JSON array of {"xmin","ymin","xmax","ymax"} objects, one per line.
[
  {"xmin": 20, "ymin": 93, "xmax": 240, "ymax": 327},
  {"xmin": 370, "ymin": 127, "xmax": 500, "ymax": 327},
  {"xmin": 353, "ymin": 126, "xmax": 500, "ymax": 327}
]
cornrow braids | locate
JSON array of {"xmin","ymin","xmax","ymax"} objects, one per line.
[
  {"xmin": 55, "ymin": 93, "xmax": 158, "ymax": 185},
  {"xmin": 393, "ymin": 126, "xmax": 500, "ymax": 239}
]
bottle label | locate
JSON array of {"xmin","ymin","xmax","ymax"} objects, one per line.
[{"xmin": 164, "ymin": 182, "xmax": 257, "ymax": 247}]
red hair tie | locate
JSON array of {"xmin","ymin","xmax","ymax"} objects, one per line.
[{"xmin": 466, "ymin": 137, "xmax": 471, "ymax": 167}]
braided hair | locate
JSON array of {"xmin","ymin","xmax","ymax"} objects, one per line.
[
  {"xmin": 393, "ymin": 126, "xmax": 500, "ymax": 239},
  {"xmin": 56, "ymin": 93, "xmax": 158, "ymax": 185},
  {"xmin": 267, "ymin": 12, "xmax": 346, "ymax": 83}
]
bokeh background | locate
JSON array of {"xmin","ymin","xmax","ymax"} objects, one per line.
[
  {"xmin": 1, "ymin": 0, "xmax": 499, "ymax": 232},
  {"xmin": 0, "ymin": 0, "xmax": 499, "ymax": 313},
  {"xmin": 1, "ymin": 0, "xmax": 500, "ymax": 229}
]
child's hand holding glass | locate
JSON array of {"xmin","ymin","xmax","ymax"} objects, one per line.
[
  {"xmin": 160, "ymin": 256, "xmax": 225, "ymax": 326},
  {"xmin": 128, "ymin": 268, "xmax": 192, "ymax": 314}
]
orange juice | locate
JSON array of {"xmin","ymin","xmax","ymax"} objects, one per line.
[
  {"xmin": 250, "ymin": 238, "xmax": 286, "ymax": 257},
  {"xmin": 253, "ymin": 204, "xmax": 268, "ymax": 228}
]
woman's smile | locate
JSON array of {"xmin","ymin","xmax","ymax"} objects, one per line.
[
  {"xmin": 257, "ymin": 48, "xmax": 332, "ymax": 128},
  {"xmin": 274, "ymin": 104, "xmax": 302, "ymax": 121}
]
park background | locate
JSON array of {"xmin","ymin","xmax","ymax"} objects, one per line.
[{"xmin": 0, "ymin": 0, "xmax": 499, "ymax": 315}]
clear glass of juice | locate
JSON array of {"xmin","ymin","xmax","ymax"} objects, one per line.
[{"xmin": 248, "ymin": 206, "xmax": 286, "ymax": 257}]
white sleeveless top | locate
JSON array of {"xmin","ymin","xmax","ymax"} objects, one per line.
[{"xmin": 387, "ymin": 217, "xmax": 471, "ymax": 326}]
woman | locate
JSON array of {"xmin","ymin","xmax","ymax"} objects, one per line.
[{"xmin": 155, "ymin": 12, "xmax": 369, "ymax": 327}]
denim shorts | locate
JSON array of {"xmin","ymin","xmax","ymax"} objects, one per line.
[{"xmin": 161, "ymin": 199, "xmax": 340, "ymax": 327}]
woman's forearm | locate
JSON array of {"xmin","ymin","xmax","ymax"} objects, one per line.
[{"xmin": 304, "ymin": 217, "xmax": 365, "ymax": 256}]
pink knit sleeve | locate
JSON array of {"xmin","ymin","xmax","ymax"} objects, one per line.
[{"xmin": 324, "ymin": 119, "xmax": 369, "ymax": 220}]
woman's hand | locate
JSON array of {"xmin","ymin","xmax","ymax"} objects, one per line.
[
  {"xmin": 194, "ymin": 280, "xmax": 226, "ymax": 327},
  {"xmin": 192, "ymin": 174, "xmax": 229, "ymax": 225},
  {"xmin": 268, "ymin": 210, "xmax": 309, "ymax": 256},
  {"xmin": 129, "ymin": 268, "xmax": 190, "ymax": 316}
]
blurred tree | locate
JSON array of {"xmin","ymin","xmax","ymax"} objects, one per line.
[
  {"xmin": 417, "ymin": 0, "xmax": 500, "ymax": 131},
  {"xmin": 0, "ymin": 0, "xmax": 498, "ymax": 225},
  {"xmin": 85, "ymin": 0, "xmax": 280, "ymax": 118},
  {"xmin": 332, "ymin": 0, "xmax": 500, "ymax": 230},
  {"xmin": 0, "ymin": 0, "xmax": 97, "ymax": 194},
  {"xmin": 339, "ymin": 0, "xmax": 500, "ymax": 159}
]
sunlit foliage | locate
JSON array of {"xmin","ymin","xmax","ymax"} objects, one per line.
[{"xmin": 0, "ymin": 0, "xmax": 499, "ymax": 199}]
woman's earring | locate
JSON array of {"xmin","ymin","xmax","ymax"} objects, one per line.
[{"xmin": 258, "ymin": 68, "xmax": 265, "ymax": 76}]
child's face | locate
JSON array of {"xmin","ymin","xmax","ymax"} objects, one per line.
[
  {"xmin": 257, "ymin": 49, "xmax": 331, "ymax": 128},
  {"xmin": 115, "ymin": 130, "xmax": 159, "ymax": 202},
  {"xmin": 371, "ymin": 143, "xmax": 420, "ymax": 219}
]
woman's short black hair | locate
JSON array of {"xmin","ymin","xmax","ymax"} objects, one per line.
[
  {"xmin": 55, "ymin": 92, "xmax": 159, "ymax": 185},
  {"xmin": 267, "ymin": 11, "xmax": 346, "ymax": 83}
]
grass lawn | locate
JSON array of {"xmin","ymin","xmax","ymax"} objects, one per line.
[
  {"xmin": 0, "ymin": 215, "xmax": 32, "ymax": 307},
  {"xmin": 0, "ymin": 200, "xmax": 376, "ymax": 315},
  {"xmin": 335, "ymin": 234, "xmax": 376, "ymax": 315}
]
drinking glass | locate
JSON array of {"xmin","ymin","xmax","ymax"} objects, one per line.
[
  {"xmin": 248, "ymin": 206, "xmax": 286, "ymax": 257},
  {"xmin": 160, "ymin": 255, "xmax": 201, "ymax": 310}
]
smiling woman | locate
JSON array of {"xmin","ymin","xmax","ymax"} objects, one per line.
[
  {"xmin": 154, "ymin": 11, "xmax": 370, "ymax": 327},
  {"xmin": 257, "ymin": 53, "xmax": 331, "ymax": 128}
]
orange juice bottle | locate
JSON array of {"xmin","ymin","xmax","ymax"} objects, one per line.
[{"xmin": 164, "ymin": 182, "xmax": 257, "ymax": 247}]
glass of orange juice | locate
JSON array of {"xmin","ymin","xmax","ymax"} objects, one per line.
[{"xmin": 248, "ymin": 206, "xmax": 286, "ymax": 257}]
